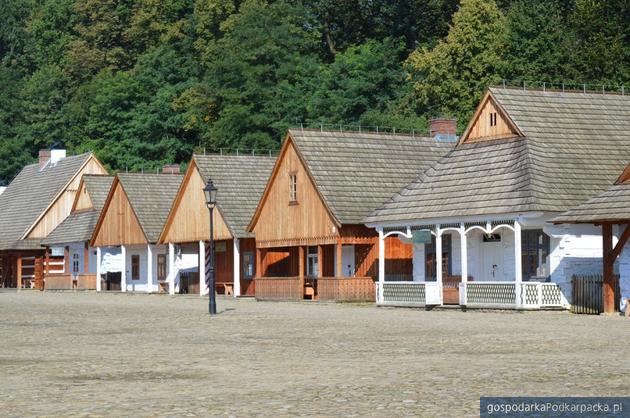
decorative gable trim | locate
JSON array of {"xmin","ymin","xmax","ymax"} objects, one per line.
[{"xmin": 459, "ymin": 91, "xmax": 524, "ymax": 145}]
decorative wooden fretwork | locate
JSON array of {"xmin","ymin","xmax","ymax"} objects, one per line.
[
  {"xmin": 382, "ymin": 282, "xmax": 426, "ymax": 305},
  {"xmin": 522, "ymin": 283, "xmax": 539, "ymax": 305},
  {"xmin": 540, "ymin": 283, "xmax": 562, "ymax": 306},
  {"xmin": 466, "ymin": 282, "xmax": 516, "ymax": 305}
]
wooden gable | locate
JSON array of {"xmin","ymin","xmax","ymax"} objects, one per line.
[
  {"xmin": 460, "ymin": 92, "xmax": 522, "ymax": 144},
  {"xmin": 72, "ymin": 178, "xmax": 95, "ymax": 212},
  {"xmin": 25, "ymin": 155, "xmax": 108, "ymax": 239},
  {"xmin": 91, "ymin": 178, "xmax": 148, "ymax": 247},
  {"xmin": 249, "ymin": 136, "xmax": 339, "ymax": 246},
  {"xmin": 615, "ymin": 164, "xmax": 630, "ymax": 184},
  {"xmin": 158, "ymin": 160, "xmax": 232, "ymax": 244}
]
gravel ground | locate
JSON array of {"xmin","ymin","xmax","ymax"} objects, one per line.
[{"xmin": 0, "ymin": 291, "xmax": 628, "ymax": 417}]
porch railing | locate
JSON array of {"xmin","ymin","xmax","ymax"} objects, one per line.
[
  {"xmin": 254, "ymin": 277, "xmax": 302, "ymax": 301},
  {"xmin": 377, "ymin": 281, "xmax": 567, "ymax": 309},
  {"xmin": 379, "ymin": 282, "xmax": 426, "ymax": 307},
  {"xmin": 317, "ymin": 277, "xmax": 375, "ymax": 302}
]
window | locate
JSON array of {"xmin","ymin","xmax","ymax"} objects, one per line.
[
  {"xmin": 157, "ymin": 254, "xmax": 166, "ymax": 281},
  {"xmin": 489, "ymin": 112, "xmax": 497, "ymax": 127},
  {"xmin": 72, "ymin": 253, "xmax": 79, "ymax": 274},
  {"xmin": 521, "ymin": 229, "xmax": 550, "ymax": 280},
  {"xmin": 482, "ymin": 233, "xmax": 501, "ymax": 242},
  {"xmin": 243, "ymin": 252, "xmax": 255, "ymax": 279},
  {"xmin": 131, "ymin": 255, "xmax": 140, "ymax": 280},
  {"xmin": 289, "ymin": 173, "xmax": 297, "ymax": 203}
]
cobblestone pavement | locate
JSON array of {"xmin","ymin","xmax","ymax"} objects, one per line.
[{"xmin": 0, "ymin": 291, "xmax": 628, "ymax": 417}]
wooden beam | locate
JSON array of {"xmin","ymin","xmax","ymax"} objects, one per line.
[
  {"xmin": 16, "ymin": 256, "xmax": 22, "ymax": 289},
  {"xmin": 84, "ymin": 242, "xmax": 90, "ymax": 274},
  {"xmin": 64, "ymin": 246, "xmax": 70, "ymax": 274},
  {"xmin": 611, "ymin": 225, "xmax": 630, "ymax": 260},
  {"xmin": 44, "ymin": 247, "xmax": 50, "ymax": 276},
  {"xmin": 317, "ymin": 245, "xmax": 323, "ymax": 279},
  {"xmin": 255, "ymin": 247, "xmax": 262, "ymax": 279},
  {"xmin": 602, "ymin": 223, "xmax": 615, "ymax": 314},
  {"xmin": 298, "ymin": 246, "xmax": 305, "ymax": 299},
  {"xmin": 336, "ymin": 239, "xmax": 343, "ymax": 278}
]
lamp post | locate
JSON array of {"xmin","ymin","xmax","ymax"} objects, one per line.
[{"xmin": 203, "ymin": 179, "xmax": 218, "ymax": 315}]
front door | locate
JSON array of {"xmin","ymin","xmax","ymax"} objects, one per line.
[{"xmin": 481, "ymin": 234, "xmax": 503, "ymax": 280}]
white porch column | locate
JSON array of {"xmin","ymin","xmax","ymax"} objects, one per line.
[
  {"xmin": 96, "ymin": 247, "xmax": 102, "ymax": 292},
  {"xmin": 460, "ymin": 224, "xmax": 467, "ymax": 283},
  {"xmin": 146, "ymin": 244, "xmax": 153, "ymax": 293},
  {"xmin": 120, "ymin": 245, "xmax": 127, "ymax": 292},
  {"xmin": 377, "ymin": 227, "xmax": 385, "ymax": 303},
  {"xmin": 233, "ymin": 238, "xmax": 241, "ymax": 297},
  {"xmin": 168, "ymin": 242, "xmax": 175, "ymax": 295},
  {"xmin": 436, "ymin": 225, "xmax": 443, "ymax": 285},
  {"xmin": 514, "ymin": 219, "xmax": 522, "ymax": 306},
  {"xmin": 199, "ymin": 240, "xmax": 207, "ymax": 296}
]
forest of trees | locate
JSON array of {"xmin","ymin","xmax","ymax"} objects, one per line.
[{"xmin": 0, "ymin": 0, "xmax": 628, "ymax": 182}]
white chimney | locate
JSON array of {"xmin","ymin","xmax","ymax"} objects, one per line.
[{"xmin": 50, "ymin": 149, "xmax": 66, "ymax": 166}]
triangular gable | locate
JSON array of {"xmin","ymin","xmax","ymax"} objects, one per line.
[
  {"xmin": 90, "ymin": 177, "xmax": 148, "ymax": 247},
  {"xmin": 460, "ymin": 91, "xmax": 523, "ymax": 144},
  {"xmin": 248, "ymin": 134, "xmax": 340, "ymax": 244},
  {"xmin": 615, "ymin": 164, "xmax": 630, "ymax": 185},
  {"xmin": 72, "ymin": 177, "xmax": 95, "ymax": 212},
  {"xmin": 24, "ymin": 154, "xmax": 108, "ymax": 239},
  {"xmin": 158, "ymin": 159, "xmax": 233, "ymax": 244}
]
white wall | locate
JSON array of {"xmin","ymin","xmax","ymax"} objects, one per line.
[{"xmin": 122, "ymin": 244, "xmax": 168, "ymax": 292}]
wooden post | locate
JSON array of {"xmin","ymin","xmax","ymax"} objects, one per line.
[
  {"xmin": 146, "ymin": 244, "xmax": 153, "ymax": 293},
  {"xmin": 317, "ymin": 245, "xmax": 323, "ymax": 278},
  {"xmin": 64, "ymin": 246, "xmax": 70, "ymax": 274},
  {"xmin": 378, "ymin": 228, "xmax": 385, "ymax": 303},
  {"xmin": 298, "ymin": 246, "xmax": 305, "ymax": 298},
  {"xmin": 514, "ymin": 220, "xmax": 522, "ymax": 306},
  {"xmin": 96, "ymin": 247, "xmax": 102, "ymax": 292},
  {"xmin": 45, "ymin": 247, "xmax": 50, "ymax": 276},
  {"xmin": 16, "ymin": 255, "xmax": 22, "ymax": 289},
  {"xmin": 336, "ymin": 240, "xmax": 343, "ymax": 278},
  {"xmin": 255, "ymin": 247, "xmax": 262, "ymax": 279},
  {"xmin": 167, "ymin": 243, "xmax": 174, "ymax": 295},
  {"xmin": 602, "ymin": 223, "xmax": 615, "ymax": 314},
  {"xmin": 84, "ymin": 242, "xmax": 90, "ymax": 274}
]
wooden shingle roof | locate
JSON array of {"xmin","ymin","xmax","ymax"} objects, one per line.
[
  {"xmin": 288, "ymin": 129, "xmax": 455, "ymax": 224},
  {"xmin": 0, "ymin": 153, "xmax": 94, "ymax": 250},
  {"xmin": 117, "ymin": 173, "xmax": 183, "ymax": 243},
  {"xmin": 193, "ymin": 154, "xmax": 276, "ymax": 238},
  {"xmin": 366, "ymin": 88, "xmax": 630, "ymax": 225},
  {"xmin": 41, "ymin": 175, "xmax": 114, "ymax": 246}
]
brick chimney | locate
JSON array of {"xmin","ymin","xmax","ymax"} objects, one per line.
[
  {"xmin": 429, "ymin": 118, "xmax": 457, "ymax": 137},
  {"xmin": 162, "ymin": 164, "xmax": 180, "ymax": 174},
  {"xmin": 39, "ymin": 150, "xmax": 51, "ymax": 170}
]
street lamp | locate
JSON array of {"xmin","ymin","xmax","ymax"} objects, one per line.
[{"xmin": 203, "ymin": 179, "xmax": 218, "ymax": 315}]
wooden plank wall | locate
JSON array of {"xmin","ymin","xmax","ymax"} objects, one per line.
[
  {"xmin": 161, "ymin": 164, "xmax": 232, "ymax": 244},
  {"xmin": 251, "ymin": 140, "xmax": 338, "ymax": 244},
  {"xmin": 464, "ymin": 97, "xmax": 518, "ymax": 142},
  {"xmin": 74, "ymin": 181, "xmax": 94, "ymax": 211},
  {"xmin": 27, "ymin": 157, "xmax": 107, "ymax": 239},
  {"xmin": 92, "ymin": 181, "xmax": 147, "ymax": 246}
]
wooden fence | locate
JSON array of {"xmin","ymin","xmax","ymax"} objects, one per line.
[
  {"xmin": 571, "ymin": 274, "xmax": 620, "ymax": 314},
  {"xmin": 45, "ymin": 274, "xmax": 97, "ymax": 290},
  {"xmin": 317, "ymin": 277, "xmax": 375, "ymax": 302},
  {"xmin": 255, "ymin": 277, "xmax": 302, "ymax": 301}
]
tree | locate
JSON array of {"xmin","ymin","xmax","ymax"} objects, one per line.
[
  {"xmin": 405, "ymin": 0, "xmax": 507, "ymax": 124},
  {"xmin": 201, "ymin": 0, "xmax": 321, "ymax": 152}
]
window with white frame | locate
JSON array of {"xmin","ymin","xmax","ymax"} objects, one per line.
[{"xmin": 72, "ymin": 253, "xmax": 79, "ymax": 274}]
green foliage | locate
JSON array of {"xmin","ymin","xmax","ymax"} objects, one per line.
[
  {"xmin": 405, "ymin": 0, "xmax": 507, "ymax": 124},
  {"xmin": 0, "ymin": 0, "xmax": 628, "ymax": 182}
]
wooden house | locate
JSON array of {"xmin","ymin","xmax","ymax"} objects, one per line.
[
  {"xmin": 89, "ymin": 171, "xmax": 183, "ymax": 293},
  {"xmin": 553, "ymin": 165, "xmax": 630, "ymax": 314},
  {"xmin": 247, "ymin": 128, "xmax": 455, "ymax": 301},
  {"xmin": 41, "ymin": 175, "xmax": 114, "ymax": 290},
  {"xmin": 366, "ymin": 87, "xmax": 630, "ymax": 310},
  {"xmin": 158, "ymin": 154, "xmax": 275, "ymax": 296},
  {"xmin": 0, "ymin": 150, "xmax": 108, "ymax": 289}
]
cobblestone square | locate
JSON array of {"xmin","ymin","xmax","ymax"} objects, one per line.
[{"xmin": 0, "ymin": 292, "xmax": 628, "ymax": 417}]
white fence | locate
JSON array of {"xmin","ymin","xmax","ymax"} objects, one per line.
[{"xmin": 378, "ymin": 281, "xmax": 567, "ymax": 309}]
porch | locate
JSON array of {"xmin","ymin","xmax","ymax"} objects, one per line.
[{"xmin": 376, "ymin": 219, "xmax": 570, "ymax": 309}]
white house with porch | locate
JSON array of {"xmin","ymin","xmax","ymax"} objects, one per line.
[
  {"xmin": 365, "ymin": 87, "xmax": 630, "ymax": 309},
  {"xmin": 90, "ymin": 171, "xmax": 187, "ymax": 294}
]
